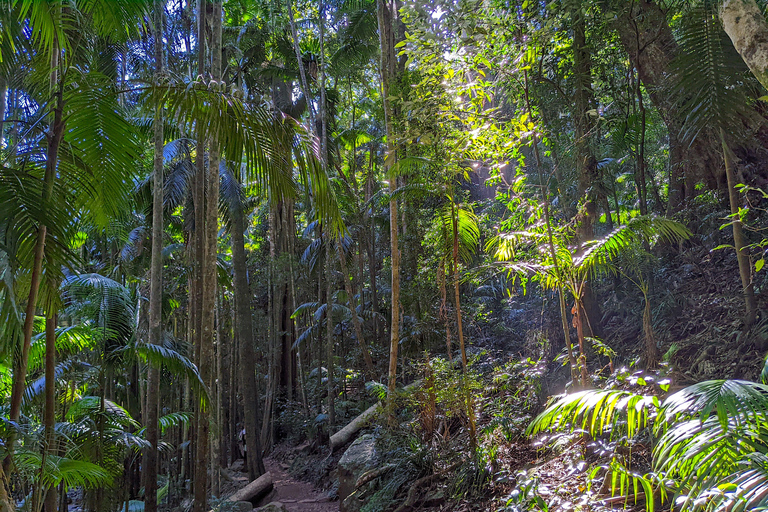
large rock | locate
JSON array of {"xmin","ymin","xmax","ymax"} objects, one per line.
[
  {"xmin": 338, "ymin": 434, "xmax": 378, "ymax": 512},
  {"xmin": 231, "ymin": 502, "xmax": 253, "ymax": 512},
  {"xmin": 255, "ymin": 503, "xmax": 287, "ymax": 512}
]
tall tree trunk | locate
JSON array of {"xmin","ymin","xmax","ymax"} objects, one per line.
[
  {"xmin": 230, "ymin": 197, "xmax": 265, "ymax": 479},
  {"xmin": 196, "ymin": 2, "xmax": 222, "ymax": 509},
  {"xmin": 572, "ymin": 6, "xmax": 602, "ymax": 341},
  {"xmin": 190, "ymin": 0, "xmax": 207, "ymax": 493},
  {"xmin": 377, "ymin": 0, "xmax": 402, "ymax": 422},
  {"xmin": 721, "ymin": 129, "xmax": 758, "ymax": 326},
  {"xmin": 144, "ymin": 3, "xmax": 164, "ymax": 511},
  {"xmin": 325, "ymin": 238, "xmax": 336, "ymax": 426}
]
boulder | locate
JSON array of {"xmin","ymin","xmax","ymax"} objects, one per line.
[
  {"xmin": 231, "ymin": 502, "xmax": 253, "ymax": 512},
  {"xmin": 255, "ymin": 502, "xmax": 288, "ymax": 512},
  {"xmin": 338, "ymin": 434, "xmax": 378, "ymax": 512}
]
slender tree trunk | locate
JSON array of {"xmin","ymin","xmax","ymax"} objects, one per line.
[
  {"xmin": 144, "ymin": 4, "xmax": 164, "ymax": 511},
  {"xmin": 377, "ymin": 0, "xmax": 402, "ymax": 422},
  {"xmin": 33, "ymin": 314, "xmax": 57, "ymax": 512},
  {"xmin": 43, "ymin": 313, "xmax": 58, "ymax": 512},
  {"xmin": 635, "ymin": 74, "xmax": 649, "ymax": 216},
  {"xmin": 438, "ymin": 256, "xmax": 452, "ymax": 361},
  {"xmin": 721, "ymin": 129, "xmax": 757, "ymax": 326},
  {"xmin": 325, "ymin": 238, "xmax": 336, "ymax": 426},
  {"xmin": 451, "ymin": 203, "xmax": 467, "ymax": 370},
  {"xmin": 230, "ymin": 198, "xmax": 265, "ymax": 479},
  {"xmin": 523, "ymin": 69, "xmax": 579, "ymax": 384},
  {"xmin": 0, "ymin": 76, "xmax": 6, "ymax": 148},
  {"xmin": 190, "ymin": 0, "xmax": 207, "ymax": 493}
]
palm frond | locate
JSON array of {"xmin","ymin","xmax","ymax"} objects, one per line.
[
  {"xmin": 657, "ymin": 380, "xmax": 768, "ymax": 430},
  {"xmin": 133, "ymin": 343, "xmax": 210, "ymax": 409},
  {"xmin": 575, "ymin": 216, "xmax": 691, "ymax": 278},
  {"xmin": 527, "ymin": 389, "xmax": 659, "ymax": 440}
]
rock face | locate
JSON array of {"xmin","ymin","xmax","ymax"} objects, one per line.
[
  {"xmin": 255, "ymin": 502, "xmax": 288, "ymax": 512},
  {"xmin": 338, "ymin": 434, "xmax": 378, "ymax": 512}
]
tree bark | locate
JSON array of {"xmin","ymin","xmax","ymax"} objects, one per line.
[
  {"xmin": 721, "ymin": 0, "xmax": 768, "ymax": 91},
  {"xmin": 572, "ymin": 5, "xmax": 602, "ymax": 340},
  {"xmin": 230, "ymin": 194, "xmax": 265, "ymax": 479},
  {"xmin": 144, "ymin": 3, "xmax": 164, "ymax": 511},
  {"xmin": 377, "ymin": 0, "xmax": 402, "ymax": 423},
  {"xmin": 196, "ymin": 1, "xmax": 222, "ymax": 509}
]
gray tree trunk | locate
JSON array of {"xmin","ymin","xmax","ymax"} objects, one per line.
[{"xmin": 144, "ymin": 3, "xmax": 164, "ymax": 511}]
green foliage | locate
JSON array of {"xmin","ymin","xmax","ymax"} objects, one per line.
[{"xmin": 528, "ymin": 375, "xmax": 768, "ymax": 511}]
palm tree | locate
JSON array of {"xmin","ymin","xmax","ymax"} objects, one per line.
[
  {"xmin": 495, "ymin": 216, "xmax": 691, "ymax": 386},
  {"xmin": 1, "ymin": 0, "xmax": 147, "ymax": 490}
]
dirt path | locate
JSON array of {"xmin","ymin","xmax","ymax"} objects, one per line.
[{"xmin": 259, "ymin": 458, "xmax": 337, "ymax": 512}]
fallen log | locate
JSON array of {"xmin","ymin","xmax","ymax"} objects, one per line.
[
  {"xmin": 227, "ymin": 472, "xmax": 273, "ymax": 504},
  {"xmin": 331, "ymin": 380, "xmax": 423, "ymax": 451},
  {"xmin": 330, "ymin": 402, "xmax": 381, "ymax": 451}
]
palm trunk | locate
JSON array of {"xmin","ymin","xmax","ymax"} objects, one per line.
[
  {"xmin": 144, "ymin": 4, "xmax": 164, "ymax": 511},
  {"xmin": 0, "ymin": 76, "xmax": 6, "ymax": 148},
  {"xmin": 32, "ymin": 314, "xmax": 57, "ymax": 512},
  {"xmin": 451, "ymin": 202, "xmax": 467, "ymax": 370},
  {"xmin": 196, "ymin": 2, "xmax": 222, "ymax": 509},
  {"xmin": 438, "ymin": 256, "xmax": 452, "ymax": 361},
  {"xmin": 721, "ymin": 128, "xmax": 757, "ymax": 326}
]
